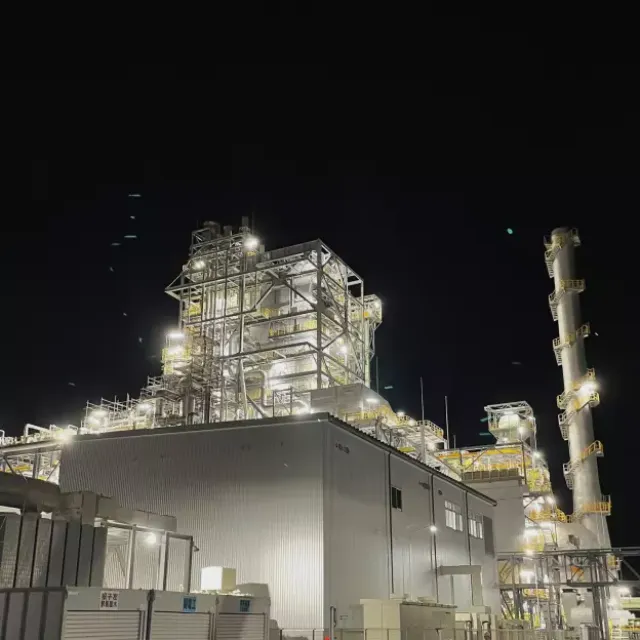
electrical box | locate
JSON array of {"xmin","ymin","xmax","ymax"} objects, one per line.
[
  {"xmin": 341, "ymin": 599, "xmax": 456, "ymax": 640},
  {"xmin": 0, "ymin": 586, "xmax": 148, "ymax": 640},
  {"xmin": 215, "ymin": 593, "xmax": 271, "ymax": 640},
  {"xmin": 150, "ymin": 590, "xmax": 215, "ymax": 640}
]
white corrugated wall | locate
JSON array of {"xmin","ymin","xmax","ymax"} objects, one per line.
[{"xmin": 60, "ymin": 422, "xmax": 325, "ymax": 630}]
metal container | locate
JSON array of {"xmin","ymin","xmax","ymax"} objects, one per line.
[{"xmin": 149, "ymin": 590, "xmax": 215, "ymax": 640}]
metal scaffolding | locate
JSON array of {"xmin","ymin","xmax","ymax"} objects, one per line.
[
  {"xmin": 498, "ymin": 547, "xmax": 640, "ymax": 640},
  {"xmin": 156, "ymin": 218, "xmax": 380, "ymax": 424}
]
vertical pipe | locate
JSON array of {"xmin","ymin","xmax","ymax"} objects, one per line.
[
  {"xmin": 445, "ymin": 396, "xmax": 450, "ymax": 448},
  {"xmin": 430, "ymin": 475, "xmax": 439, "ymax": 603},
  {"xmin": 316, "ymin": 241, "xmax": 323, "ymax": 389},
  {"xmin": 548, "ymin": 228, "xmax": 609, "ymax": 547}
]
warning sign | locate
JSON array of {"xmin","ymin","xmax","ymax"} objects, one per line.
[{"xmin": 100, "ymin": 590, "xmax": 120, "ymax": 610}]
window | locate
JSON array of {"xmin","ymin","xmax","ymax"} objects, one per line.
[
  {"xmin": 391, "ymin": 486, "xmax": 403, "ymax": 511},
  {"xmin": 445, "ymin": 500, "xmax": 463, "ymax": 531},
  {"xmin": 468, "ymin": 513, "xmax": 484, "ymax": 539}
]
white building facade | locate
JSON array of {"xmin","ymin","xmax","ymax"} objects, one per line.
[{"xmin": 59, "ymin": 414, "xmax": 499, "ymax": 630}]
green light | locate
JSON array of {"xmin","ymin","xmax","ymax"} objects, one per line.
[{"xmin": 506, "ymin": 228, "xmax": 514, "ymax": 235}]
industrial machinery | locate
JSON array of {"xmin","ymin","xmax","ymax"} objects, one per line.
[
  {"xmin": 0, "ymin": 219, "xmax": 439, "ymax": 481},
  {"xmin": 0, "ymin": 586, "xmax": 271, "ymax": 640},
  {"xmin": 0, "ymin": 220, "xmax": 635, "ymax": 639}
]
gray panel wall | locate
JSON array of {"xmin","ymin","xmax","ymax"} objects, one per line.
[
  {"xmin": 468, "ymin": 494, "xmax": 500, "ymax": 612},
  {"xmin": 432, "ymin": 476, "xmax": 472, "ymax": 609},
  {"xmin": 59, "ymin": 418, "xmax": 498, "ymax": 629},
  {"xmin": 60, "ymin": 422, "xmax": 325, "ymax": 630},
  {"xmin": 324, "ymin": 424, "xmax": 390, "ymax": 622},
  {"xmin": 324, "ymin": 422, "xmax": 498, "ymax": 623},
  {"xmin": 389, "ymin": 453, "xmax": 435, "ymax": 601}
]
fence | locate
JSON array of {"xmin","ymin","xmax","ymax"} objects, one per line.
[{"xmin": 274, "ymin": 629, "xmax": 588, "ymax": 640}]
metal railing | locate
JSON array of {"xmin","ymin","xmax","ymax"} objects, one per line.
[{"xmin": 274, "ymin": 629, "xmax": 584, "ymax": 640}]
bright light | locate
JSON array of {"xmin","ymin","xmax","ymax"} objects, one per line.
[
  {"xmin": 533, "ymin": 451, "xmax": 541, "ymax": 459},
  {"xmin": 397, "ymin": 411, "xmax": 405, "ymax": 418},
  {"xmin": 137, "ymin": 403, "xmax": 152, "ymax": 412},
  {"xmin": 524, "ymin": 528, "xmax": 538, "ymax": 537},
  {"xmin": 366, "ymin": 397, "xmax": 378, "ymax": 405},
  {"xmin": 167, "ymin": 331, "xmax": 184, "ymax": 340},
  {"xmin": 580, "ymin": 382, "xmax": 597, "ymax": 395},
  {"xmin": 428, "ymin": 442, "xmax": 436, "ymax": 451},
  {"xmin": 193, "ymin": 260, "xmax": 206, "ymax": 270},
  {"xmin": 87, "ymin": 416, "xmax": 102, "ymax": 426},
  {"xmin": 167, "ymin": 346, "xmax": 183, "ymax": 356},
  {"xmin": 57, "ymin": 429, "xmax": 75, "ymax": 443},
  {"xmin": 92, "ymin": 409, "xmax": 107, "ymax": 418},
  {"xmin": 520, "ymin": 570, "xmax": 534, "ymax": 581},
  {"xmin": 501, "ymin": 437, "xmax": 509, "ymax": 443},
  {"xmin": 525, "ymin": 549, "xmax": 534, "ymax": 556},
  {"xmin": 546, "ymin": 495, "xmax": 555, "ymax": 505},
  {"xmin": 408, "ymin": 418, "xmax": 416, "ymax": 426},
  {"xmin": 429, "ymin": 525, "xmax": 437, "ymax": 533},
  {"xmin": 374, "ymin": 300, "xmax": 381, "ymax": 309},
  {"xmin": 618, "ymin": 587, "xmax": 630, "ymax": 596},
  {"xmin": 244, "ymin": 236, "xmax": 259, "ymax": 250},
  {"xmin": 145, "ymin": 532, "xmax": 158, "ymax": 545},
  {"xmin": 518, "ymin": 426, "xmax": 526, "ymax": 435},
  {"xmin": 608, "ymin": 598, "xmax": 619, "ymax": 609},
  {"xmin": 339, "ymin": 345, "xmax": 348, "ymax": 354}
]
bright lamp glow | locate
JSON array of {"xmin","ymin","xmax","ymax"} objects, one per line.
[
  {"xmin": 92, "ymin": 409, "xmax": 107, "ymax": 418},
  {"xmin": 429, "ymin": 525, "xmax": 437, "ymax": 533},
  {"xmin": 57, "ymin": 429, "xmax": 75, "ymax": 443},
  {"xmin": 397, "ymin": 411, "xmax": 405, "ymax": 418},
  {"xmin": 244, "ymin": 236, "xmax": 259, "ymax": 250},
  {"xmin": 137, "ymin": 402, "xmax": 152, "ymax": 412},
  {"xmin": 339, "ymin": 345, "xmax": 348, "ymax": 354},
  {"xmin": 366, "ymin": 397, "xmax": 378, "ymax": 405},
  {"xmin": 533, "ymin": 451, "xmax": 541, "ymax": 459},
  {"xmin": 580, "ymin": 382, "xmax": 597, "ymax": 395},
  {"xmin": 525, "ymin": 549, "xmax": 534, "ymax": 556},
  {"xmin": 546, "ymin": 495, "xmax": 555, "ymax": 505},
  {"xmin": 145, "ymin": 532, "xmax": 158, "ymax": 545},
  {"xmin": 193, "ymin": 260, "xmax": 205, "ymax": 270},
  {"xmin": 167, "ymin": 331, "xmax": 184, "ymax": 340},
  {"xmin": 618, "ymin": 587, "xmax": 630, "ymax": 596}
]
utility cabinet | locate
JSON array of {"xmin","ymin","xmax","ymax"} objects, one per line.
[
  {"xmin": 150, "ymin": 590, "xmax": 215, "ymax": 640},
  {"xmin": 215, "ymin": 593, "xmax": 270, "ymax": 640},
  {"xmin": 0, "ymin": 586, "xmax": 148, "ymax": 640}
]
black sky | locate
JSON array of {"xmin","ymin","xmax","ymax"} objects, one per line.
[{"xmin": 14, "ymin": 51, "xmax": 639, "ymax": 546}]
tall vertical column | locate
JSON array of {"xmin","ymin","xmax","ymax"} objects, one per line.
[{"xmin": 545, "ymin": 227, "xmax": 610, "ymax": 548}]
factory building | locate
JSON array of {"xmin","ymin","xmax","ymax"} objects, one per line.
[
  {"xmin": 57, "ymin": 413, "xmax": 499, "ymax": 630},
  {"xmin": 1, "ymin": 220, "xmax": 636, "ymax": 639}
]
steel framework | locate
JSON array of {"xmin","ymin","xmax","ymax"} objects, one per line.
[{"xmin": 499, "ymin": 547, "xmax": 640, "ymax": 640}]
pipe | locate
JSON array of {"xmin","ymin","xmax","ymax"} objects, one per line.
[{"xmin": 548, "ymin": 227, "xmax": 610, "ymax": 548}]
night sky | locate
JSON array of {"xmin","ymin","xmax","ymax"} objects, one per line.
[{"xmin": 12, "ymin": 56, "xmax": 638, "ymax": 547}]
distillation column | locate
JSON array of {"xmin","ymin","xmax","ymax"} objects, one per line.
[{"xmin": 545, "ymin": 227, "xmax": 610, "ymax": 548}]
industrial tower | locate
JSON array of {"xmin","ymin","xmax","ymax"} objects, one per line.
[{"xmin": 545, "ymin": 227, "xmax": 611, "ymax": 548}]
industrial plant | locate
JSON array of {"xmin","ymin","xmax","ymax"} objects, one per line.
[{"xmin": 0, "ymin": 220, "xmax": 637, "ymax": 640}]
